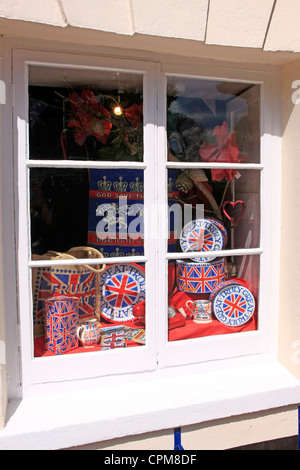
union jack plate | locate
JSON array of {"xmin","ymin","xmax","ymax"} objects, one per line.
[
  {"xmin": 180, "ymin": 218, "xmax": 227, "ymax": 261},
  {"xmin": 211, "ymin": 283, "xmax": 255, "ymax": 327},
  {"xmin": 176, "ymin": 258, "xmax": 225, "ymax": 293},
  {"xmin": 100, "ymin": 263, "xmax": 146, "ymax": 322}
]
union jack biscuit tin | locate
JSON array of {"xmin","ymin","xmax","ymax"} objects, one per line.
[
  {"xmin": 176, "ymin": 258, "xmax": 225, "ymax": 294},
  {"xmin": 101, "ymin": 339, "xmax": 126, "ymax": 350},
  {"xmin": 209, "ymin": 280, "xmax": 255, "ymax": 327},
  {"xmin": 179, "ymin": 218, "xmax": 227, "ymax": 262},
  {"xmin": 45, "ymin": 295, "xmax": 79, "ymax": 354}
]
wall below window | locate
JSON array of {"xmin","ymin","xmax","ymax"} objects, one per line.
[{"xmin": 65, "ymin": 405, "xmax": 298, "ymax": 450}]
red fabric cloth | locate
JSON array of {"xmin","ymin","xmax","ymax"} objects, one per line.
[{"xmin": 34, "ymin": 264, "xmax": 257, "ymax": 357}]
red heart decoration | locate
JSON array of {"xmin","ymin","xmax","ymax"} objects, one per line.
[{"xmin": 222, "ymin": 200, "xmax": 246, "ymax": 227}]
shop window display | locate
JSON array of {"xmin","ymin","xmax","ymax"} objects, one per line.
[
  {"xmin": 28, "ymin": 65, "xmax": 261, "ymax": 360},
  {"xmin": 28, "ymin": 66, "xmax": 148, "ymax": 357},
  {"xmin": 166, "ymin": 77, "xmax": 260, "ymax": 343}
]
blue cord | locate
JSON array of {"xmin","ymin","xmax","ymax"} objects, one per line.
[
  {"xmin": 174, "ymin": 427, "xmax": 184, "ymax": 450},
  {"xmin": 298, "ymin": 407, "xmax": 300, "ymax": 450}
]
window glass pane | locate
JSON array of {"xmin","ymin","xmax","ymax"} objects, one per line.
[
  {"xmin": 168, "ymin": 254, "xmax": 259, "ymax": 342},
  {"xmin": 167, "ymin": 77, "xmax": 260, "ymax": 164},
  {"xmin": 168, "ymin": 168, "xmax": 260, "ymax": 254},
  {"xmin": 30, "ymin": 168, "xmax": 144, "ymax": 257},
  {"xmin": 32, "ymin": 261, "xmax": 146, "ymax": 357},
  {"xmin": 29, "ymin": 66, "xmax": 144, "ymax": 161}
]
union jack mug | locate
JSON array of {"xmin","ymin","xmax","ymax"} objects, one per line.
[
  {"xmin": 77, "ymin": 318, "xmax": 101, "ymax": 347},
  {"xmin": 186, "ymin": 299, "xmax": 212, "ymax": 324}
]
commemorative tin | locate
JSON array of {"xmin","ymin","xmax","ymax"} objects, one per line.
[
  {"xmin": 179, "ymin": 218, "xmax": 227, "ymax": 261},
  {"xmin": 209, "ymin": 280, "xmax": 255, "ymax": 327},
  {"xmin": 176, "ymin": 258, "xmax": 226, "ymax": 294},
  {"xmin": 45, "ymin": 295, "xmax": 79, "ymax": 354}
]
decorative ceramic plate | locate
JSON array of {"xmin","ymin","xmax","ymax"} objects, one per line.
[
  {"xmin": 100, "ymin": 263, "xmax": 146, "ymax": 322},
  {"xmin": 210, "ymin": 282, "xmax": 255, "ymax": 327},
  {"xmin": 206, "ymin": 217, "xmax": 228, "ymax": 248},
  {"xmin": 180, "ymin": 218, "xmax": 226, "ymax": 261}
]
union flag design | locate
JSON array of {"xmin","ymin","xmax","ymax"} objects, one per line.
[
  {"xmin": 176, "ymin": 259, "xmax": 225, "ymax": 293},
  {"xmin": 187, "ymin": 229, "xmax": 213, "ymax": 253},
  {"xmin": 33, "ymin": 267, "xmax": 97, "ymax": 328},
  {"xmin": 223, "ymin": 293, "xmax": 247, "ymax": 318},
  {"xmin": 45, "ymin": 296, "xmax": 79, "ymax": 355},
  {"xmin": 104, "ymin": 273, "xmax": 139, "ymax": 309},
  {"xmin": 212, "ymin": 283, "xmax": 255, "ymax": 327}
]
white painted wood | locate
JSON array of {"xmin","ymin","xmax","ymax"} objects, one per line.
[
  {"xmin": 0, "ymin": 361, "xmax": 299, "ymax": 449},
  {"xmin": 12, "ymin": 49, "xmax": 158, "ymax": 386},
  {"xmin": 29, "ymin": 256, "xmax": 148, "ymax": 268},
  {"xmin": 206, "ymin": 0, "xmax": 275, "ymax": 48},
  {"xmin": 264, "ymin": 0, "xmax": 300, "ymax": 52},
  {"xmin": 26, "ymin": 160, "xmax": 147, "ymax": 169},
  {"xmin": 2, "ymin": 42, "xmax": 296, "ymax": 450},
  {"xmin": 0, "ymin": 0, "xmax": 66, "ymax": 27},
  {"xmin": 166, "ymin": 162, "xmax": 264, "ymax": 170},
  {"xmin": 166, "ymin": 248, "xmax": 263, "ymax": 260},
  {"xmin": 131, "ymin": 0, "xmax": 209, "ymax": 41},
  {"xmin": 8, "ymin": 47, "xmax": 282, "ymax": 398},
  {"xmin": 60, "ymin": 0, "xmax": 134, "ymax": 35},
  {"xmin": 157, "ymin": 61, "xmax": 280, "ymax": 368}
]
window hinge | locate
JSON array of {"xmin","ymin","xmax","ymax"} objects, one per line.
[{"xmin": 9, "ymin": 83, "xmax": 15, "ymax": 107}]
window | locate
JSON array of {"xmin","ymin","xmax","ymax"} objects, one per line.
[{"xmin": 11, "ymin": 50, "xmax": 276, "ymax": 389}]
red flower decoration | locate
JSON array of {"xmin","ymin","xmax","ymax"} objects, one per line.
[
  {"xmin": 199, "ymin": 121, "xmax": 246, "ymax": 181},
  {"xmin": 124, "ymin": 103, "xmax": 143, "ymax": 128},
  {"xmin": 68, "ymin": 90, "xmax": 112, "ymax": 146}
]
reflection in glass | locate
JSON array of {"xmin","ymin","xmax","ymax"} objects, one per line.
[
  {"xmin": 33, "ymin": 261, "xmax": 146, "ymax": 357},
  {"xmin": 30, "ymin": 168, "xmax": 144, "ymax": 257},
  {"xmin": 168, "ymin": 255, "xmax": 259, "ymax": 342},
  {"xmin": 167, "ymin": 77, "xmax": 260, "ymax": 164},
  {"xmin": 168, "ymin": 168, "xmax": 260, "ymax": 253},
  {"xmin": 29, "ymin": 65, "xmax": 144, "ymax": 161}
]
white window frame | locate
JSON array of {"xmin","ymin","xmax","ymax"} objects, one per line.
[
  {"xmin": 12, "ymin": 49, "xmax": 160, "ymax": 386},
  {"xmin": 156, "ymin": 63, "xmax": 277, "ymax": 369},
  {"xmin": 2, "ymin": 42, "xmax": 300, "ymax": 450},
  {"xmin": 4, "ymin": 47, "xmax": 283, "ymax": 398}
]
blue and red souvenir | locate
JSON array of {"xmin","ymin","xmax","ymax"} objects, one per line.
[
  {"xmin": 176, "ymin": 258, "xmax": 225, "ymax": 294},
  {"xmin": 45, "ymin": 295, "xmax": 79, "ymax": 354},
  {"xmin": 87, "ymin": 169, "xmax": 180, "ymax": 257},
  {"xmin": 100, "ymin": 263, "xmax": 146, "ymax": 322},
  {"xmin": 209, "ymin": 279, "xmax": 255, "ymax": 327},
  {"xmin": 179, "ymin": 218, "xmax": 227, "ymax": 261},
  {"xmin": 33, "ymin": 266, "xmax": 98, "ymax": 333}
]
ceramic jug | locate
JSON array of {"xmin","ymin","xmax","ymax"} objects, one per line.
[{"xmin": 77, "ymin": 318, "xmax": 101, "ymax": 347}]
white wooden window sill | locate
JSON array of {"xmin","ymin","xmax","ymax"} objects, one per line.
[{"xmin": 0, "ymin": 360, "xmax": 299, "ymax": 450}]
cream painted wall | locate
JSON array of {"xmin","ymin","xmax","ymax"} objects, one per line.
[
  {"xmin": 279, "ymin": 60, "xmax": 300, "ymax": 378},
  {"xmin": 0, "ymin": 35, "xmax": 7, "ymax": 431},
  {"xmin": 67, "ymin": 406, "xmax": 298, "ymax": 450}
]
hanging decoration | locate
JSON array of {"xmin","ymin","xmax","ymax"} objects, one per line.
[
  {"xmin": 199, "ymin": 121, "xmax": 246, "ymax": 181},
  {"xmin": 222, "ymin": 200, "xmax": 246, "ymax": 228},
  {"xmin": 55, "ymin": 89, "xmax": 144, "ymax": 161}
]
